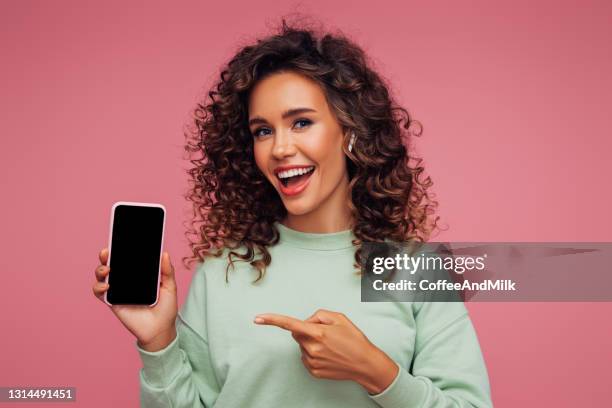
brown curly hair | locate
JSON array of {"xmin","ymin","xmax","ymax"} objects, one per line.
[{"xmin": 181, "ymin": 18, "xmax": 440, "ymax": 282}]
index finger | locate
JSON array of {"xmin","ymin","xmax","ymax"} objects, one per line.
[{"xmin": 254, "ymin": 313, "xmax": 318, "ymax": 337}]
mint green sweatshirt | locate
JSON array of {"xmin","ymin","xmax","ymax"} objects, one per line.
[{"xmin": 136, "ymin": 222, "xmax": 492, "ymax": 407}]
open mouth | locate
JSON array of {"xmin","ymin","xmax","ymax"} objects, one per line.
[{"xmin": 277, "ymin": 166, "xmax": 315, "ymax": 187}]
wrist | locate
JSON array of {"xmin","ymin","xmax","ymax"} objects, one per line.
[
  {"xmin": 138, "ymin": 325, "xmax": 177, "ymax": 352},
  {"xmin": 356, "ymin": 346, "xmax": 399, "ymax": 395}
]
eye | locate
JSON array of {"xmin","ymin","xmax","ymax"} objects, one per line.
[
  {"xmin": 251, "ymin": 119, "xmax": 312, "ymax": 138},
  {"xmin": 252, "ymin": 127, "xmax": 272, "ymax": 138},
  {"xmin": 294, "ymin": 118, "xmax": 312, "ymax": 129}
]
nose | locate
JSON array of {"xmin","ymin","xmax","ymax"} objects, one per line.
[{"xmin": 271, "ymin": 131, "xmax": 297, "ymax": 160}]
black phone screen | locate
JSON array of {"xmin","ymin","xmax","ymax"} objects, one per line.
[{"xmin": 107, "ymin": 204, "xmax": 165, "ymax": 305}]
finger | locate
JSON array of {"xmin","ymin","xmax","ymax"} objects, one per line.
[
  {"xmin": 92, "ymin": 280, "xmax": 110, "ymax": 300},
  {"xmin": 160, "ymin": 252, "xmax": 176, "ymax": 289},
  {"xmin": 99, "ymin": 248, "xmax": 109, "ymax": 265},
  {"xmin": 301, "ymin": 352, "xmax": 316, "ymax": 370},
  {"xmin": 304, "ymin": 364, "xmax": 331, "ymax": 379},
  {"xmin": 291, "ymin": 330, "xmax": 314, "ymax": 347},
  {"xmin": 300, "ymin": 349, "xmax": 327, "ymax": 370},
  {"xmin": 95, "ymin": 265, "xmax": 109, "ymax": 282},
  {"xmin": 304, "ymin": 311, "xmax": 317, "ymax": 323},
  {"xmin": 254, "ymin": 313, "xmax": 318, "ymax": 337},
  {"xmin": 299, "ymin": 344, "xmax": 317, "ymax": 359},
  {"xmin": 292, "ymin": 330, "xmax": 306, "ymax": 342},
  {"xmin": 304, "ymin": 309, "xmax": 337, "ymax": 325},
  {"xmin": 305, "ymin": 314, "xmax": 334, "ymax": 324}
]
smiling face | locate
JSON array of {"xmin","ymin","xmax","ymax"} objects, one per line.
[{"xmin": 248, "ymin": 70, "xmax": 352, "ymax": 231}]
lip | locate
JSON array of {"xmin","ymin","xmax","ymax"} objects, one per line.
[{"xmin": 275, "ymin": 167, "xmax": 315, "ymax": 197}]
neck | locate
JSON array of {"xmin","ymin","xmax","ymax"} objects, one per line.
[{"xmin": 282, "ymin": 172, "xmax": 353, "ymax": 233}]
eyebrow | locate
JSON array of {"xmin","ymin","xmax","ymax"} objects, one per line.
[{"xmin": 248, "ymin": 107, "xmax": 317, "ymax": 127}]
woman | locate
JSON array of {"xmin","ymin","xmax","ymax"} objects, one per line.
[{"xmin": 93, "ymin": 20, "xmax": 492, "ymax": 407}]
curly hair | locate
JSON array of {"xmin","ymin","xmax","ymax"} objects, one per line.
[{"xmin": 181, "ymin": 18, "xmax": 440, "ymax": 282}]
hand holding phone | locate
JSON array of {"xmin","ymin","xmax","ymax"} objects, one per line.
[{"xmin": 92, "ymin": 202, "xmax": 178, "ymax": 351}]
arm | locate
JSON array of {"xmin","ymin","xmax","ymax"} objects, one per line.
[
  {"xmin": 136, "ymin": 265, "xmax": 221, "ymax": 407},
  {"xmin": 368, "ymin": 302, "xmax": 493, "ymax": 408}
]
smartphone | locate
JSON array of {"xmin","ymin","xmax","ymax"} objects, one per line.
[{"xmin": 104, "ymin": 201, "xmax": 166, "ymax": 306}]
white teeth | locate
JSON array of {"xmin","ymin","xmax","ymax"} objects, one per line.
[{"xmin": 278, "ymin": 166, "xmax": 314, "ymax": 179}]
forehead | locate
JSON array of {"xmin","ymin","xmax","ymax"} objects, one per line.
[{"xmin": 248, "ymin": 71, "xmax": 329, "ymax": 117}]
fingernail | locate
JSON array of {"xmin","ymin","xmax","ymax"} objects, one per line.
[{"xmin": 254, "ymin": 317, "xmax": 265, "ymax": 324}]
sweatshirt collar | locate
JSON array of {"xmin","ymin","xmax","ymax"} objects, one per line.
[{"xmin": 275, "ymin": 221, "xmax": 356, "ymax": 251}]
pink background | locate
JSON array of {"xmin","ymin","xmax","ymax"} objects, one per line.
[{"xmin": 1, "ymin": 1, "xmax": 611, "ymax": 406}]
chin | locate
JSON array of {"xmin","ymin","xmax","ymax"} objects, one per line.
[{"xmin": 282, "ymin": 200, "xmax": 315, "ymax": 216}]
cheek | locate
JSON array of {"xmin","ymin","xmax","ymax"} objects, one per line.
[
  {"xmin": 302, "ymin": 129, "xmax": 342, "ymax": 165},
  {"xmin": 310, "ymin": 139, "xmax": 345, "ymax": 176},
  {"xmin": 324, "ymin": 151, "xmax": 347, "ymax": 181},
  {"xmin": 253, "ymin": 144, "xmax": 268, "ymax": 174}
]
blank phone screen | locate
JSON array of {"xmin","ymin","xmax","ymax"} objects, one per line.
[{"xmin": 107, "ymin": 204, "xmax": 165, "ymax": 305}]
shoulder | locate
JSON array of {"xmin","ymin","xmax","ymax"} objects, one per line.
[
  {"xmin": 178, "ymin": 247, "xmax": 244, "ymax": 336},
  {"xmin": 181, "ymin": 247, "xmax": 237, "ymax": 302}
]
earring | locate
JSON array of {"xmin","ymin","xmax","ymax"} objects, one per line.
[{"xmin": 348, "ymin": 132, "xmax": 356, "ymax": 153}]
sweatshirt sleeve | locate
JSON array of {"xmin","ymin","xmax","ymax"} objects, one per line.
[
  {"xmin": 136, "ymin": 264, "xmax": 221, "ymax": 407},
  {"xmin": 368, "ymin": 301, "xmax": 493, "ymax": 408}
]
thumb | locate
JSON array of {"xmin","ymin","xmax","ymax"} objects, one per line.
[
  {"xmin": 160, "ymin": 252, "xmax": 176, "ymax": 289},
  {"xmin": 305, "ymin": 310, "xmax": 335, "ymax": 325}
]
